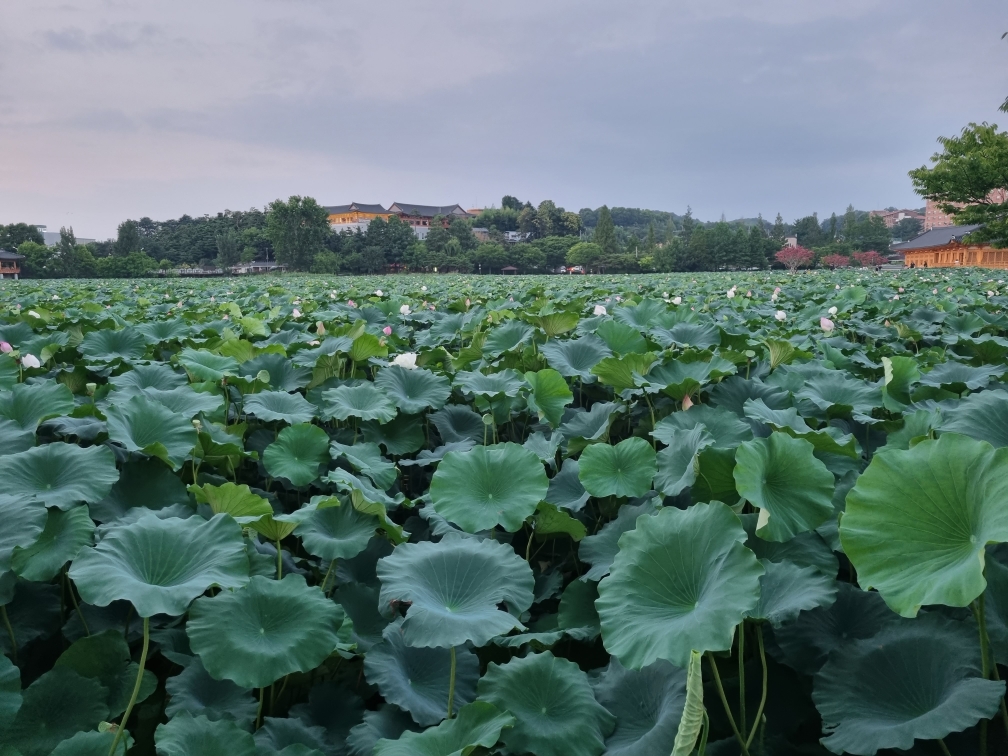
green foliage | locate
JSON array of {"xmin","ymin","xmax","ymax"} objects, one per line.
[{"xmin": 266, "ymin": 196, "xmax": 332, "ymax": 271}]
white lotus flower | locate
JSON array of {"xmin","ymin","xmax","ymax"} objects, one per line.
[
  {"xmin": 292, "ymin": 308, "xmax": 301, "ymax": 318},
  {"xmin": 375, "ymin": 290, "xmax": 383, "ymax": 297},
  {"xmin": 400, "ymin": 304, "xmax": 411, "ymax": 316},
  {"xmin": 28, "ymin": 310, "xmax": 40, "ymax": 318},
  {"xmin": 52, "ymin": 294, "xmax": 59, "ymax": 300},
  {"xmin": 21, "ymin": 353, "xmax": 41, "ymax": 369},
  {"xmin": 775, "ymin": 310, "xmax": 787, "ymax": 321},
  {"xmin": 820, "ymin": 317, "xmax": 835, "ymax": 332},
  {"xmin": 392, "ymin": 352, "xmax": 418, "ymax": 370},
  {"xmin": 893, "ymin": 294, "xmax": 900, "ymax": 300},
  {"xmin": 421, "ymin": 286, "xmax": 427, "ymax": 292},
  {"xmin": 672, "ymin": 297, "xmax": 682, "ymax": 305},
  {"xmin": 828, "ymin": 306, "xmax": 838, "ymax": 316},
  {"xmin": 726, "ymin": 289, "xmax": 736, "ymax": 298},
  {"xmin": 593, "ymin": 305, "xmax": 607, "ymax": 316}
]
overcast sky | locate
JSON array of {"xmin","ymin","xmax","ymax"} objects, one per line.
[{"xmin": 2, "ymin": 1, "xmax": 1006, "ymax": 239}]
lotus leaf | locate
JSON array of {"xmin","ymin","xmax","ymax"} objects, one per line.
[
  {"xmin": 79, "ymin": 327, "xmax": 146, "ymax": 362},
  {"xmin": 5, "ymin": 443, "xmax": 119, "ymax": 510},
  {"xmin": 330, "ymin": 440, "xmax": 398, "ymax": 489},
  {"xmin": 429, "ymin": 442, "xmax": 548, "ymax": 532},
  {"xmin": 11, "ymin": 505, "xmax": 94, "ymax": 582},
  {"xmin": 540, "ymin": 334, "xmax": 612, "ymax": 381},
  {"xmin": 524, "ymin": 368, "xmax": 574, "ymax": 427},
  {"xmin": 244, "ymin": 391, "xmax": 317, "ymax": 425},
  {"xmin": 373, "ymin": 701, "xmax": 513, "ymax": 756},
  {"xmin": 263, "ymin": 423, "xmax": 330, "ymax": 487},
  {"xmin": 295, "ymin": 501, "xmax": 379, "ymax": 561},
  {"xmin": 54, "ymin": 629, "xmax": 157, "ymax": 716},
  {"xmin": 578, "ymin": 437, "xmax": 656, "ymax": 498},
  {"xmin": 176, "ymin": 348, "xmax": 240, "ymax": 383},
  {"xmin": 165, "ymin": 656, "xmax": 258, "ymax": 727},
  {"xmin": 0, "ymin": 382, "xmax": 74, "ymax": 431},
  {"xmin": 188, "ymin": 482, "xmax": 272, "ymax": 524},
  {"xmin": 154, "ymin": 712, "xmax": 257, "ymax": 756},
  {"xmin": 322, "ymin": 383, "xmax": 397, "ymax": 423},
  {"xmin": 106, "ymin": 394, "xmax": 198, "ymax": 470},
  {"xmin": 375, "ymin": 365, "xmax": 451, "ymax": 414},
  {"xmin": 69, "ymin": 513, "xmax": 249, "ymax": 617}
]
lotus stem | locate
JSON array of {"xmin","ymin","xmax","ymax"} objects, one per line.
[
  {"xmin": 320, "ymin": 560, "xmax": 336, "ymax": 594},
  {"xmin": 1, "ymin": 605, "xmax": 16, "ymax": 664},
  {"xmin": 738, "ymin": 624, "xmax": 746, "ymax": 736},
  {"xmin": 937, "ymin": 738, "xmax": 952, "ymax": 756},
  {"xmin": 697, "ymin": 709, "xmax": 709, "ymax": 756},
  {"xmin": 447, "ymin": 646, "xmax": 457, "ymax": 719},
  {"xmin": 65, "ymin": 571, "xmax": 90, "ymax": 636},
  {"xmin": 276, "ymin": 540, "xmax": 283, "ymax": 580},
  {"xmin": 705, "ymin": 651, "xmax": 751, "ymax": 756},
  {"xmin": 746, "ymin": 625, "xmax": 768, "ymax": 749},
  {"xmin": 108, "ymin": 616, "xmax": 149, "ymax": 756},
  {"xmin": 256, "ymin": 687, "xmax": 264, "ymax": 729}
]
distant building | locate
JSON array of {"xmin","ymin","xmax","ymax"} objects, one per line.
[
  {"xmin": 472, "ymin": 227, "xmax": 490, "ymax": 242},
  {"xmin": 324, "ymin": 203, "xmax": 391, "ymax": 234},
  {"xmin": 503, "ymin": 231, "xmax": 532, "ymax": 244},
  {"xmin": 784, "ymin": 236, "xmax": 798, "ymax": 248},
  {"xmin": 387, "ymin": 203, "xmax": 471, "ymax": 240},
  {"xmin": 924, "ymin": 190, "xmax": 1008, "ymax": 231},
  {"xmin": 892, "ymin": 224, "xmax": 1008, "ymax": 268},
  {"xmin": 0, "ymin": 249, "xmax": 25, "ymax": 279},
  {"xmin": 229, "ymin": 261, "xmax": 288, "ymax": 275},
  {"xmin": 869, "ymin": 209, "xmax": 924, "ymax": 229},
  {"xmin": 33, "ymin": 225, "xmax": 96, "ymax": 247}
]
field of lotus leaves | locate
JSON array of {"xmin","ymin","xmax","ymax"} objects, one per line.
[{"xmin": 2, "ymin": 268, "xmax": 1008, "ymax": 756}]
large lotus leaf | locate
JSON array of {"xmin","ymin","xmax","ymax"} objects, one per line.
[
  {"xmin": 79, "ymin": 326, "xmax": 147, "ymax": 362},
  {"xmin": 255, "ymin": 716, "xmax": 330, "ymax": 755},
  {"xmin": 453, "ymin": 369, "xmax": 525, "ymax": 398},
  {"xmin": 11, "ymin": 505, "xmax": 94, "ymax": 582},
  {"xmin": 477, "ymin": 651, "xmax": 615, "ymax": 756},
  {"xmin": 597, "ymin": 502, "xmax": 763, "ymax": 669},
  {"xmin": 49, "ymin": 730, "xmax": 127, "ymax": 756},
  {"xmin": 920, "ymin": 360, "xmax": 1004, "ymax": 392},
  {"xmin": 2, "ymin": 666, "xmax": 109, "ymax": 756},
  {"xmin": 288, "ymin": 681, "xmax": 366, "ymax": 750},
  {"xmin": 110, "ymin": 363, "xmax": 188, "ymax": 393},
  {"xmin": 0, "ymin": 495, "xmax": 47, "ymax": 582},
  {"xmin": 242, "ymin": 353, "xmax": 312, "ymax": 391},
  {"xmin": 578, "ymin": 498, "xmax": 661, "ymax": 582},
  {"xmin": 540, "ymin": 334, "xmax": 612, "ymax": 382},
  {"xmin": 330, "ymin": 441, "xmax": 397, "ymax": 489},
  {"xmin": 591, "ymin": 353, "xmax": 657, "ymax": 391},
  {"xmin": 364, "ymin": 621, "xmax": 480, "ymax": 726},
  {"xmin": 591, "ymin": 657, "xmax": 686, "ymax": 756},
  {"xmin": 595, "ymin": 319, "xmax": 648, "ymax": 355},
  {"xmin": 5, "ymin": 443, "xmax": 119, "ymax": 510},
  {"xmin": 881, "ymin": 355, "xmax": 920, "ymax": 410},
  {"xmin": 841, "ymin": 433, "xmax": 1008, "ymax": 617},
  {"xmin": 322, "ymin": 383, "xmax": 397, "ymax": 423},
  {"xmin": 54, "ymin": 629, "xmax": 156, "ymax": 717},
  {"xmin": 188, "ymin": 482, "xmax": 272, "ymax": 524},
  {"xmin": 746, "ymin": 558, "xmax": 837, "ymax": 628},
  {"xmin": 376, "ymin": 536, "xmax": 534, "ymax": 648},
  {"xmin": 559, "ymin": 402, "xmax": 624, "ymax": 452},
  {"xmin": 546, "ymin": 457, "xmax": 590, "ymax": 512},
  {"xmin": 652, "ymin": 404, "xmax": 752, "ymax": 450},
  {"xmin": 69, "ymin": 513, "xmax": 249, "ymax": 617},
  {"xmin": 646, "ymin": 357, "xmax": 737, "ymax": 401},
  {"xmin": 937, "ymin": 389, "xmax": 1008, "ymax": 447},
  {"xmin": 813, "ymin": 616, "xmax": 1005, "ymax": 755},
  {"xmin": 244, "ymin": 391, "xmax": 317, "ymax": 425},
  {"xmin": 140, "ymin": 385, "xmax": 224, "ymax": 419},
  {"xmin": 263, "ymin": 423, "xmax": 330, "ymax": 487},
  {"xmin": 708, "ymin": 376, "xmax": 789, "ymax": 416},
  {"xmin": 176, "ymin": 348, "xmax": 240, "ymax": 383},
  {"xmin": 373, "ymin": 701, "xmax": 514, "ymax": 756},
  {"xmin": 0, "ymin": 354, "xmax": 18, "ymax": 391},
  {"xmin": 429, "ymin": 405, "xmax": 484, "ymax": 445},
  {"xmin": 429, "ymin": 443, "xmax": 548, "ymax": 533},
  {"xmin": 556, "ymin": 579, "xmax": 600, "ymax": 639},
  {"xmin": 187, "ymin": 574, "xmax": 340, "ymax": 689},
  {"xmin": 0, "ymin": 417, "xmax": 34, "ymax": 454},
  {"xmin": 165, "ymin": 656, "xmax": 258, "ymax": 728},
  {"xmin": 0, "ymin": 382, "xmax": 74, "ymax": 431},
  {"xmin": 375, "ymin": 365, "xmax": 451, "ymax": 414},
  {"xmin": 795, "ymin": 372, "xmax": 881, "ymax": 422},
  {"xmin": 657, "ymin": 322, "xmax": 720, "ymax": 350},
  {"xmin": 136, "ymin": 317, "xmax": 192, "ymax": 344},
  {"xmin": 295, "ymin": 501, "xmax": 378, "ymax": 561},
  {"xmin": 654, "ymin": 425, "xmax": 715, "ymax": 497},
  {"xmin": 578, "ymin": 437, "xmax": 656, "ymax": 498},
  {"xmin": 0, "ymin": 579, "xmax": 61, "ymax": 654},
  {"xmin": 92, "ymin": 457, "xmax": 190, "ymax": 522},
  {"xmin": 743, "ymin": 398, "xmax": 859, "ymax": 459},
  {"xmin": 348, "ymin": 706, "xmax": 423, "ymax": 756},
  {"xmin": 524, "ymin": 368, "xmax": 574, "ymax": 428},
  {"xmin": 774, "ymin": 582, "xmax": 898, "ymax": 675},
  {"xmin": 106, "ymin": 394, "xmax": 198, "ymax": 470},
  {"xmin": 154, "ymin": 712, "xmax": 257, "ymax": 756},
  {"xmin": 483, "ymin": 319, "xmax": 534, "ymax": 357},
  {"xmin": 733, "ymin": 432, "xmax": 835, "ymax": 542},
  {"xmin": 0, "ymin": 654, "xmax": 21, "ymax": 729},
  {"xmin": 740, "ymin": 514, "xmax": 839, "ymax": 577}
]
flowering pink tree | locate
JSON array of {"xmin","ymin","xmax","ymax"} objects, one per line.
[
  {"xmin": 775, "ymin": 245, "xmax": 814, "ymax": 273},
  {"xmin": 853, "ymin": 250, "xmax": 886, "ymax": 267},
  {"xmin": 821, "ymin": 254, "xmax": 850, "ymax": 268}
]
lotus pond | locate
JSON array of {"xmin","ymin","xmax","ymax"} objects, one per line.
[{"xmin": 1, "ymin": 269, "xmax": 1008, "ymax": 756}]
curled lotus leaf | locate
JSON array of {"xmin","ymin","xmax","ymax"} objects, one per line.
[
  {"xmin": 373, "ymin": 701, "xmax": 514, "ymax": 756},
  {"xmin": 154, "ymin": 712, "xmax": 257, "ymax": 756},
  {"xmin": 105, "ymin": 394, "xmax": 199, "ymax": 471}
]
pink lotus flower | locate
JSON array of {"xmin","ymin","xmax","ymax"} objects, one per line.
[
  {"xmin": 383, "ymin": 326, "xmax": 392, "ymax": 335},
  {"xmin": 292, "ymin": 308, "xmax": 301, "ymax": 318},
  {"xmin": 682, "ymin": 395, "xmax": 694, "ymax": 410},
  {"xmin": 0, "ymin": 341, "xmax": 11, "ymax": 354},
  {"xmin": 820, "ymin": 317, "xmax": 835, "ymax": 332},
  {"xmin": 347, "ymin": 300, "xmax": 357, "ymax": 308}
]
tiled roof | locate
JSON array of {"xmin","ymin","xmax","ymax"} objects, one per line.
[
  {"xmin": 891, "ymin": 224, "xmax": 983, "ymax": 251},
  {"xmin": 324, "ymin": 203, "xmax": 388, "ymax": 215},
  {"xmin": 0, "ymin": 249, "xmax": 25, "ymax": 260},
  {"xmin": 387, "ymin": 203, "xmax": 469, "ymax": 218}
]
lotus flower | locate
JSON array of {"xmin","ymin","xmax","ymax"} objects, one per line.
[
  {"xmin": 594, "ymin": 305, "xmax": 607, "ymax": 316},
  {"xmin": 392, "ymin": 352, "xmax": 418, "ymax": 369},
  {"xmin": 316, "ymin": 322, "xmax": 325, "ymax": 335},
  {"xmin": 682, "ymin": 395, "xmax": 694, "ymax": 410},
  {"xmin": 775, "ymin": 310, "xmax": 787, "ymax": 321},
  {"xmin": 893, "ymin": 294, "xmax": 900, "ymax": 300},
  {"xmin": 726, "ymin": 288, "xmax": 736, "ymax": 299},
  {"xmin": 672, "ymin": 297, "xmax": 682, "ymax": 305},
  {"xmin": 21, "ymin": 353, "xmax": 41, "ymax": 369},
  {"xmin": 820, "ymin": 317, "xmax": 835, "ymax": 332},
  {"xmin": 383, "ymin": 326, "xmax": 392, "ymax": 335},
  {"xmin": 348, "ymin": 300, "xmax": 356, "ymax": 307},
  {"xmin": 828, "ymin": 306, "xmax": 838, "ymax": 316},
  {"xmin": 898, "ymin": 287, "xmax": 904, "ymax": 293},
  {"xmin": 28, "ymin": 310, "xmax": 40, "ymax": 318},
  {"xmin": 400, "ymin": 304, "xmax": 411, "ymax": 316},
  {"xmin": 52, "ymin": 294, "xmax": 59, "ymax": 300},
  {"xmin": 947, "ymin": 287, "xmax": 953, "ymax": 292},
  {"xmin": 421, "ymin": 286, "xmax": 427, "ymax": 292},
  {"xmin": 0, "ymin": 341, "xmax": 11, "ymax": 353},
  {"xmin": 292, "ymin": 309, "xmax": 301, "ymax": 318},
  {"xmin": 465, "ymin": 298, "xmax": 471, "ymax": 307},
  {"xmin": 375, "ymin": 290, "xmax": 383, "ymax": 297}
]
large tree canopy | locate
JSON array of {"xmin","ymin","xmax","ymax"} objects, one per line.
[{"xmin": 265, "ymin": 196, "xmax": 332, "ymax": 271}]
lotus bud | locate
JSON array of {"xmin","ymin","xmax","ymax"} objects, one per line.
[
  {"xmin": 192, "ymin": 419, "xmax": 202, "ymax": 431},
  {"xmin": 256, "ymin": 370, "xmax": 271, "ymax": 385},
  {"xmin": 85, "ymin": 382, "xmax": 97, "ymax": 396}
]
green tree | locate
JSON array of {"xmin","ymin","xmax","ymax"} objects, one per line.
[
  {"xmin": 501, "ymin": 195, "xmax": 523, "ymax": 211},
  {"xmin": 17, "ymin": 241, "xmax": 54, "ymax": 278},
  {"xmin": 645, "ymin": 222, "xmax": 656, "ymax": 253},
  {"xmin": 530, "ymin": 236, "xmax": 577, "ymax": 270},
  {"xmin": 0, "ymin": 223, "xmax": 44, "ymax": 251},
  {"xmin": 215, "ymin": 228, "xmax": 240, "ymax": 267},
  {"xmin": 793, "ymin": 214, "xmax": 824, "ymax": 248},
  {"xmin": 653, "ymin": 236, "xmax": 683, "ymax": 272},
  {"xmin": 891, "ymin": 217, "xmax": 922, "ymax": 241},
  {"xmin": 115, "ymin": 220, "xmax": 142, "ymax": 257},
  {"xmin": 566, "ymin": 242, "xmax": 603, "ymax": 268},
  {"xmin": 470, "ymin": 242, "xmax": 510, "ymax": 272},
  {"xmin": 681, "ymin": 207, "xmax": 696, "ymax": 243},
  {"xmin": 769, "ymin": 213, "xmax": 786, "ymax": 245},
  {"xmin": 909, "ymin": 121, "xmax": 1008, "ymax": 246},
  {"xmin": 593, "ymin": 206, "xmax": 619, "ymax": 256},
  {"xmin": 265, "ymin": 196, "xmax": 331, "ymax": 271}
]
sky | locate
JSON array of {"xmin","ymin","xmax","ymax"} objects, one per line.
[{"xmin": 1, "ymin": 1, "xmax": 1006, "ymax": 240}]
